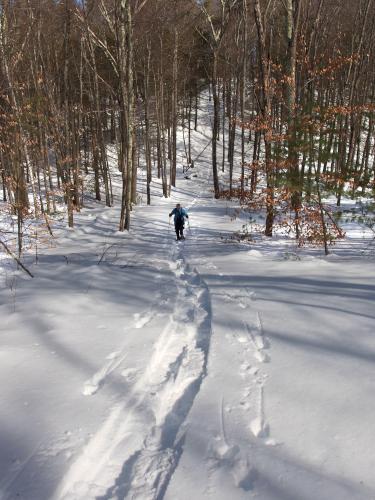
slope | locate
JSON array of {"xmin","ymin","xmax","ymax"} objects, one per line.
[{"xmin": 0, "ymin": 94, "xmax": 375, "ymax": 500}]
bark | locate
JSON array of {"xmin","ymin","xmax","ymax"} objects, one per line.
[
  {"xmin": 285, "ymin": 0, "xmax": 302, "ymax": 238},
  {"xmin": 254, "ymin": 0, "xmax": 274, "ymax": 236}
]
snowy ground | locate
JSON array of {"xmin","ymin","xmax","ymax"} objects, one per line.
[{"xmin": 1, "ymin": 96, "xmax": 375, "ymax": 500}]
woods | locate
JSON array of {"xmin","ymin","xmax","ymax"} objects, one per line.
[
  {"xmin": 2, "ymin": 3, "xmax": 375, "ymax": 498},
  {"xmin": 1, "ymin": 0, "xmax": 374, "ymax": 256}
]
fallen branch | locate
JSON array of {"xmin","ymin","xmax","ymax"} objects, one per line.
[{"xmin": 0, "ymin": 239, "xmax": 34, "ymax": 278}]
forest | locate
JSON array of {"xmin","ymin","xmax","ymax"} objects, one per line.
[
  {"xmin": 1, "ymin": 0, "xmax": 374, "ymax": 256},
  {"xmin": 2, "ymin": 2, "xmax": 375, "ymax": 499}
]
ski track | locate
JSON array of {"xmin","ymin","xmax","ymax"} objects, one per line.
[
  {"xmin": 54, "ymin": 237, "xmax": 212, "ymax": 500},
  {"xmin": 204, "ymin": 284, "xmax": 276, "ymax": 495},
  {"xmin": 236, "ymin": 294, "xmax": 274, "ymax": 446}
]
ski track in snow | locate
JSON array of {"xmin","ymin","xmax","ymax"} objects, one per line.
[
  {"xmin": 204, "ymin": 285, "xmax": 276, "ymax": 495},
  {"xmin": 54, "ymin": 235, "xmax": 212, "ymax": 500},
  {"xmin": 235, "ymin": 297, "xmax": 275, "ymax": 446}
]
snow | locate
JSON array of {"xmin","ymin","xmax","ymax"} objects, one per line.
[{"xmin": 1, "ymin": 95, "xmax": 375, "ymax": 500}]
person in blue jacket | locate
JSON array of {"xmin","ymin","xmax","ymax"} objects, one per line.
[{"xmin": 169, "ymin": 203, "xmax": 189, "ymax": 240}]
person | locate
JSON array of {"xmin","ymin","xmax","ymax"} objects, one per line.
[{"xmin": 169, "ymin": 203, "xmax": 189, "ymax": 241}]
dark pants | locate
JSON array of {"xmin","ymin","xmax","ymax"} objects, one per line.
[{"xmin": 175, "ymin": 220, "xmax": 184, "ymax": 240}]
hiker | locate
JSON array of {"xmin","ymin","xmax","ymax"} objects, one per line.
[{"xmin": 169, "ymin": 203, "xmax": 189, "ymax": 241}]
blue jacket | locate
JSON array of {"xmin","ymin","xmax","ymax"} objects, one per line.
[{"xmin": 169, "ymin": 207, "xmax": 188, "ymax": 224}]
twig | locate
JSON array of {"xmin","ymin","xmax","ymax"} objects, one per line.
[
  {"xmin": 98, "ymin": 243, "xmax": 117, "ymax": 265},
  {"xmin": 0, "ymin": 240, "xmax": 34, "ymax": 278}
]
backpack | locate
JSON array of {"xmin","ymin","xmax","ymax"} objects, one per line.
[{"xmin": 175, "ymin": 208, "xmax": 184, "ymax": 223}]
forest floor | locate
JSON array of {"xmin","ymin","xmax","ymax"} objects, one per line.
[{"xmin": 1, "ymin": 95, "xmax": 375, "ymax": 500}]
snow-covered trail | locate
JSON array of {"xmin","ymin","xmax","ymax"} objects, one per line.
[
  {"xmin": 53, "ymin": 235, "xmax": 212, "ymax": 499},
  {"xmin": 1, "ymin": 95, "xmax": 375, "ymax": 500},
  {"xmin": 0, "ymin": 103, "xmax": 217, "ymax": 500},
  {"xmin": 50, "ymin": 127, "xmax": 219, "ymax": 500}
]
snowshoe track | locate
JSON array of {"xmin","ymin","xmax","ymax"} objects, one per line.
[{"xmin": 55, "ymin": 245, "xmax": 212, "ymax": 500}]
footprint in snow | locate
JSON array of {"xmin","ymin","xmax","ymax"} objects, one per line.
[
  {"xmin": 121, "ymin": 367, "xmax": 138, "ymax": 381},
  {"xmin": 204, "ymin": 262, "xmax": 218, "ymax": 270},
  {"xmin": 106, "ymin": 351, "xmax": 120, "ymax": 360},
  {"xmin": 250, "ymin": 416, "xmax": 270, "ymax": 439},
  {"xmin": 208, "ymin": 438, "xmax": 257, "ymax": 492},
  {"xmin": 209, "ymin": 438, "xmax": 240, "ymax": 463},
  {"xmin": 82, "ymin": 352, "xmax": 125, "ymax": 396},
  {"xmin": 237, "ymin": 335, "xmax": 249, "ymax": 344},
  {"xmin": 239, "ymin": 363, "xmax": 259, "ymax": 378},
  {"xmin": 232, "ymin": 459, "xmax": 258, "ymax": 491},
  {"xmin": 254, "ymin": 350, "xmax": 270, "ymax": 363},
  {"xmin": 133, "ymin": 312, "xmax": 153, "ymax": 328}
]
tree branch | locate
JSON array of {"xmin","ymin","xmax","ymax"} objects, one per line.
[{"xmin": 0, "ymin": 240, "xmax": 34, "ymax": 278}]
